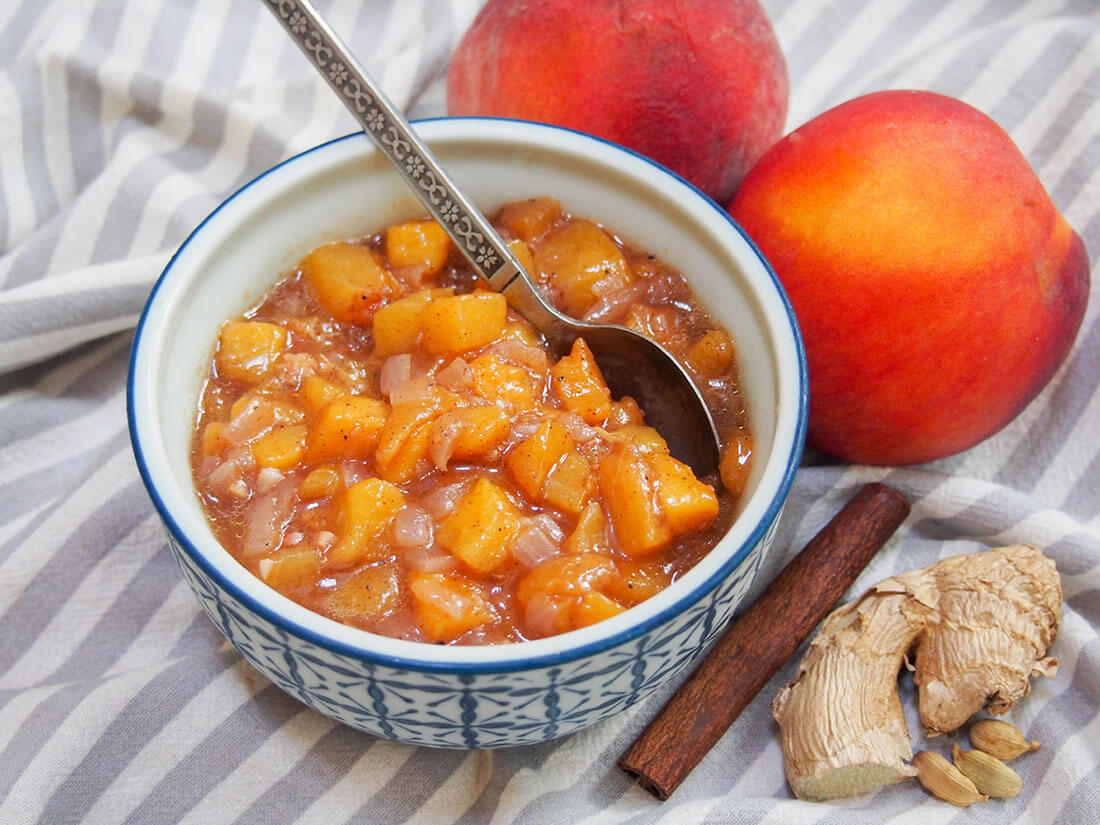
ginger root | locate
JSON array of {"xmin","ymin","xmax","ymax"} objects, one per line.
[{"xmin": 772, "ymin": 544, "xmax": 1061, "ymax": 801}]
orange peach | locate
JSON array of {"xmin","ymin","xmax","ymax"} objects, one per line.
[
  {"xmin": 730, "ymin": 91, "xmax": 1089, "ymax": 464},
  {"xmin": 446, "ymin": 0, "xmax": 788, "ymax": 203}
]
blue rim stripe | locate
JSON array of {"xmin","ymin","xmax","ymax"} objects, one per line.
[{"xmin": 127, "ymin": 117, "xmax": 808, "ymax": 675}]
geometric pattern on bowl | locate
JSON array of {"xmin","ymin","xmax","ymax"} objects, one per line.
[{"xmin": 167, "ymin": 509, "xmax": 777, "ymax": 748}]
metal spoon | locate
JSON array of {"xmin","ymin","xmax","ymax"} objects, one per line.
[{"xmin": 262, "ymin": 0, "xmax": 721, "ymax": 476}]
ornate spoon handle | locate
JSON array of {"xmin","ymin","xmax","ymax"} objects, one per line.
[{"xmin": 262, "ymin": 0, "xmax": 523, "ymax": 292}]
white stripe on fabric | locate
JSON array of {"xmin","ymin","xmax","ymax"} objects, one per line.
[
  {"xmin": 76, "ymin": 660, "xmax": 271, "ymax": 825},
  {"xmin": 0, "ymin": 515, "xmax": 163, "ymax": 688},
  {"xmin": 0, "ymin": 663, "xmax": 165, "ymax": 823},
  {"xmin": 174, "ymin": 710, "xmax": 335, "ymax": 825},
  {"xmin": 292, "ymin": 739, "xmax": 419, "ymax": 823}
]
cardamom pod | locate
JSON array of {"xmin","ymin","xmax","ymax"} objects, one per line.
[
  {"xmin": 969, "ymin": 719, "xmax": 1040, "ymax": 761},
  {"xmin": 914, "ymin": 750, "xmax": 988, "ymax": 807},
  {"xmin": 952, "ymin": 744, "xmax": 1024, "ymax": 799}
]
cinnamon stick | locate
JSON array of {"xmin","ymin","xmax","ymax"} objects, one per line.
[{"xmin": 618, "ymin": 482, "xmax": 910, "ymax": 799}]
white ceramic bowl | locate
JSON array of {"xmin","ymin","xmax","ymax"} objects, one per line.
[{"xmin": 128, "ymin": 117, "xmax": 807, "ymax": 748}]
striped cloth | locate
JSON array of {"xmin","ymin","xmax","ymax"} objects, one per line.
[{"xmin": 1, "ymin": 0, "xmax": 1096, "ymax": 822}]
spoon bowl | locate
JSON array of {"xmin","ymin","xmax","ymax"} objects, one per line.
[{"xmin": 263, "ymin": 0, "xmax": 721, "ymax": 475}]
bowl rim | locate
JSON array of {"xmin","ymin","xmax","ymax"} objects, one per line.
[{"xmin": 127, "ymin": 116, "xmax": 807, "ymax": 674}]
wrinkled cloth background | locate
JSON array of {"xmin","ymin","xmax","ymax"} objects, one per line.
[{"xmin": 1, "ymin": 1, "xmax": 1097, "ymax": 823}]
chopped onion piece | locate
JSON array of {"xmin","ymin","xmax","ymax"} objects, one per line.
[
  {"xmin": 388, "ymin": 374, "xmax": 432, "ymax": 406},
  {"xmin": 421, "ymin": 480, "xmax": 467, "ymax": 520},
  {"xmin": 393, "ymin": 505, "xmax": 434, "ymax": 548},
  {"xmin": 559, "ymin": 411, "xmax": 596, "ymax": 443},
  {"xmin": 256, "ymin": 466, "xmax": 285, "ymax": 493},
  {"xmin": 513, "ymin": 520, "xmax": 560, "ymax": 568},
  {"xmin": 429, "ymin": 416, "xmax": 463, "ymax": 470},
  {"xmin": 524, "ymin": 592, "xmax": 561, "ymax": 638},
  {"xmin": 436, "ymin": 357, "xmax": 471, "ymax": 390},
  {"xmin": 379, "ymin": 353, "xmax": 412, "ymax": 396},
  {"xmin": 241, "ymin": 480, "xmax": 295, "ymax": 556}
]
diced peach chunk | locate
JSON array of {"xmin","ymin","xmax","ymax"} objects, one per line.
[
  {"xmin": 609, "ymin": 558, "xmax": 672, "ymax": 606},
  {"xmin": 326, "ymin": 478, "xmax": 405, "ymax": 568},
  {"xmin": 385, "ymin": 219, "xmax": 451, "ymax": 275},
  {"xmin": 506, "ymin": 239, "xmax": 536, "ymax": 277},
  {"xmin": 437, "ymin": 477, "xmax": 521, "ymax": 573},
  {"xmin": 532, "ymin": 219, "xmax": 631, "ymax": 316},
  {"xmin": 550, "ymin": 338, "xmax": 612, "ymax": 426},
  {"xmin": 374, "ymin": 391, "xmax": 458, "ymax": 483},
  {"xmin": 719, "ymin": 433, "xmax": 754, "ymax": 498},
  {"xmin": 614, "ymin": 423, "xmax": 668, "ymax": 454},
  {"xmin": 325, "ymin": 477, "xmax": 404, "ymax": 576},
  {"xmin": 216, "ymin": 321, "xmax": 287, "ymax": 384},
  {"xmin": 419, "ymin": 291, "xmax": 507, "ymax": 355},
  {"xmin": 605, "ymin": 395, "xmax": 644, "ymax": 430},
  {"xmin": 515, "ymin": 553, "xmax": 620, "ymax": 636},
  {"xmin": 563, "ymin": 502, "xmax": 611, "ymax": 555},
  {"xmin": 258, "ymin": 546, "xmax": 323, "ymax": 592},
  {"xmin": 572, "ymin": 590, "xmax": 627, "ymax": 628},
  {"xmin": 306, "ymin": 396, "xmax": 388, "ymax": 462},
  {"xmin": 650, "ymin": 452, "xmax": 720, "ymax": 535},
  {"xmin": 499, "ymin": 316, "xmax": 541, "ymax": 347},
  {"xmin": 201, "ymin": 421, "xmax": 230, "ymax": 458},
  {"xmin": 622, "ymin": 304, "xmax": 681, "ymax": 349},
  {"xmin": 228, "ymin": 393, "xmax": 303, "ymax": 425},
  {"xmin": 505, "ymin": 419, "xmax": 573, "ymax": 500},
  {"xmin": 301, "ymin": 375, "xmax": 346, "ymax": 414},
  {"xmin": 498, "ymin": 196, "xmax": 562, "ymax": 243},
  {"xmin": 251, "ymin": 423, "xmax": 308, "ymax": 470},
  {"xmin": 371, "ymin": 291, "xmax": 433, "ymax": 357},
  {"xmin": 687, "ymin": 329, "xmax": 736, "ymax": 378},
  {"xmin": 466, "ymin": 353, "xmax": 539, "ymax": 411},
  {"xmin": 298, "ymin": 466, "xmax": 341, "ymax": 500},
  {"xmin": 430, "ymin": 406, "xmax": 511, "ymax": 469},
  {"xmin": 300, "ymin": 241, "xmax": 402, "ymax": 324},
  {"xmin": 321, "ymin": 563, "xmax": 401, "ymax": 624},
  {"xmin": 409, "ymin": 571, "xmax": 496, "ymax": 642},
  {"xmin": 598, "ymin": 442, "xmax": 671, "ymax": 558},
  {"xmin": 541, "ymin": 450, "xmax": 595, "ymax": 518}
]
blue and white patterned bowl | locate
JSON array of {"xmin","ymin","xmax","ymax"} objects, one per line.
[{"xmin": 128, "ymin": 118, "xmax": 807, "ymax": 748}]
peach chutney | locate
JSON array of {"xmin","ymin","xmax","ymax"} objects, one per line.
[{"xmin": 191, "ymin": 197, "xmax": 753, "ymax": 644}]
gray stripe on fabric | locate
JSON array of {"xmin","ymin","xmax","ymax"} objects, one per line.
[
  {"xmin": 65, "ymin": 0, "xmax": 125, "ymax": 195},
  {"xmin": 989, "ymin": 25, "xmax": 1096, "ymax": 133},
  {"xmin": 0, "ymin": 282, "xmax": 150, "ymax": 343},
  {"xmin": 991, "ymin": 313, "xmax": 1100, "ymax": 496},
  {"xmin": 1028, "ymin": 637, "xmax": 1099, "ymax": 808},
  {"xmin": 781, "ymin": 0, "xmax": 870, "ymax": 102},
  {"xmin": 1061, "ymin": 449, "xmax": 1100, "ymax": 523},
  {"xmin": 0, "ymin": 0, "xmax": 58, "ymax": 57},
  {"xmin": 928, "ymin": 19, "xmax": 1025, "ymax": 100},
  {"xmin": 117, "ymin": 685, "xmax": 305, "ymax": 825},
  {"xmin": 346, "ymin": 747, "xmax": 470, "ymax": 823},
  {"xmin": 31, "ymin": 647, "xmax": 245, "ymax": 825},
  {"xmin": 91, "ymin": 0, "xmax": 259, "ymax": 267},
  {"xmin": 0, "ymin": 469, "xmax": 146, "ymax": 671},
  {"xmin": 6, "ymin": 64, "xmax": 56, "ymax": 285},
  {"xmin": 0, "ymin": 331, "xmax": 128, "ymax": 442},
  {"xmin": 167, "ymin": 608, "xmax": 231, "ymax": 663},
  {"xmin": 1026, "ymin": 63, "xmax": 1100, "ymax": 174},
  {"xmin": 807, "ymin": 0, "xmax": 941, "ymax": 106},
  {"xmin": 2, "ymin": 3, "xmax": 124, "ymax": 292},
  {"xmin": 46, "ymin": 538, "xmax": 180, "ymax": 685},
  {"xmin": 1054, "ymin": 763, "xmax": 1100, "ymax": 825},
  {"xmin": 0, "ymin": 422, "xmax": 132, "ymax": 565},
  {"xmin": 0, "ymin": 683, "xmax": 86, "ymax": 802},
  {"xmin": 410, "ymin": 0, "xmax": 455, "ymax": 106},
  {"xmin": 229, "ymin": 722, "xmax": 375, "ymax": 825}
]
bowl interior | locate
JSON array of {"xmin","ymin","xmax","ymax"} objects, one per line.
[{"xmin": 130, "ymin": 117, "xmax": 806, "ymax": 668}]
